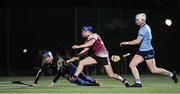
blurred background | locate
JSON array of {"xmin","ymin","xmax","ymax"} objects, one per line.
[{"xmin": 0, "ymin": 0, "xmax": 180, "ymax": 76}]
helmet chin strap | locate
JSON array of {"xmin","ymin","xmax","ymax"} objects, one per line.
[
  {"xmin": 87, "ymin": 32, "xmax": 92, "ymax": 37},
  {"xmin": 140, "ymin": 22, "xmax": 146, "ymax": 27}
]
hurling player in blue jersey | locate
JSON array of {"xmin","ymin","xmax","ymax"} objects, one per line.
[{"xmin": 120, "ymin": 13, "xmax": 177, "ymax": 87}]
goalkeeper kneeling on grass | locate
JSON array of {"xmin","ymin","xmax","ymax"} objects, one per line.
[
  {"xmin": 32, "ymin": 50, "xmax": 100, "ymax": 87},
  {"xmin": 48, "ymin": 55, "xmax": 101, "ymax": 87}
]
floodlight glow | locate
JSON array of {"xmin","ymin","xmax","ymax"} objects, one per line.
[
  {"xmin": 165, "ymin": 19, "xmax": 172, "ymax": 27},
  {"xmin": 23, "ymin": 49, "xmax": 27, "ymax": 53}
]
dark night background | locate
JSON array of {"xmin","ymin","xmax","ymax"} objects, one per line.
[{"xmin": 0, "ymin": 0, "xmax": 180, "ymax": 76}]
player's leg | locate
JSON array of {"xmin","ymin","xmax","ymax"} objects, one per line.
[
  {"xmin": 65, "ymin": 62, "xmax": 100, "ymax": 86},
  {"xmin": 104, "ymin": 65, "xmax": 129, "ymax": 87},
  {"xmin": 69, "ymin": 62, "xmax": 100, "ymax": 86},
  {"xmin": 73, "ymin": 77, "xmax": 96, "ymax": 86},
  {"xmin": 146, "ymin": 59, "xmax": 178, "ymax": 83},
  {"xmin": 70, "ymin": 56, "xmax": 97, "ymax": 81},
  {"xmin": 129, "ymin": 54, "xmax": 144, "ymax": 87},
  {"xmin": 78, "ymin": 72, "xmax": 101, "ymax": 86},
  {"xmin": 79, "ymin": 74, "xmax": 96, "ymax": 83},
  {"xmin": 68, "ymin": 63, "xmax": 79, "ymax": 76}
]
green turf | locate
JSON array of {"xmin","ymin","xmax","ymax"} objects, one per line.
[{"xmin": 0, "ymin": 75, "xmax": 179, "ymax": 93}]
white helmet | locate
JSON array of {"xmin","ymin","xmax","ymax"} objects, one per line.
[{"xmin": 135, "ymin": 13, "xmax": 146, "ymax": 22}]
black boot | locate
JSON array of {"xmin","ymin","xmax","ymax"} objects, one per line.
[
  {"xmin": 171, "ymin": 71, "xmax": 178, "ymax": 83},
  {"xmin": 130, "ymin": 83, "xmax": 142, "ymax": 88},
  {"xmin": 122, "ymin": 79, "xmax": 130, "ymax": 87}
]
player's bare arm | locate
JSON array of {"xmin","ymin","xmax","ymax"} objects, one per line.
[
  {"xmin": 120, "ymin": 37, "xmax": 142, "ymax": 46},
  {"xmin": 76, "ymin": 48, "xmax": 89, "ymax": 57},
  {"xmin": 72, "ymin": 39, "xmax": 96, "ymax": 49}
]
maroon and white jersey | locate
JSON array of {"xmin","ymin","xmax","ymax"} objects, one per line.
[{"xmin": 86, "ymin": 33, "xmax": 109, "ymax": 57}]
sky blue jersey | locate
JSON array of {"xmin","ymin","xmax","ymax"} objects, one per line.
[{"xmin": 138, "ymin": 24, "xmax": 153, "ymax": 51}]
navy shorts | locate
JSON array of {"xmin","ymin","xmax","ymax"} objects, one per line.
[{"xmin": 136, "ymin": 49, "xmax": 155, "ymax": 60}]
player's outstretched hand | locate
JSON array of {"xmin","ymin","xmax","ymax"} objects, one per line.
[
  {"xmin": 120, "ymin": 41, "xmax": 128, "ymax": 46},
  {"xmin": 72, "ymin": 45, "xmax": 79, "ymax": 49},
  {"xmin": 32, "ymin": 83, "xmax": 37, "ymax": 87}
]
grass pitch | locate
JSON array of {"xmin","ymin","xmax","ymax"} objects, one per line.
[{"xmin": 0, "ymin": 75, "xmax": 179, "ymax": 94}]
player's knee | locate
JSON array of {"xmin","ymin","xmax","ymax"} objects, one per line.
[
  {"xmin": 107, "ymin": 74, "xmax": 115, "ymax": 78},
  {"xmin": 129, "ymin": 63, "xmax": 136, "ymax": 69},
  {"xmin": 150, "ymin": 69, "xmax": 158, "ymax": 74},
  {"xmin": 79, "ymin": 61, "xmax": 85, "ymax": 66}
]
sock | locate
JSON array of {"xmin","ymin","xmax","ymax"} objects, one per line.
[
  {"xmin": 72, "ymin": 75, "xmax": 78, "ymax": 80},
  {"xmin": 118, "ymin": 76, "xmax": 124, "ymax": 82},
  {"xmin": 170, "ymin": 72, "xmax": 173, "ymax": 77},
  {"xmin": 135, "ymin": 79, "xmax": 141, "ymax": 84}
]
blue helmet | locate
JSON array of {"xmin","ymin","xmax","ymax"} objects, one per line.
[
  {"xmin": 39, "ymin": 50, "xmax": 52, "ymax": 58},
  {"xmin": 82, "ymin": 26, "xmax": 93, "ymax": 32}
]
